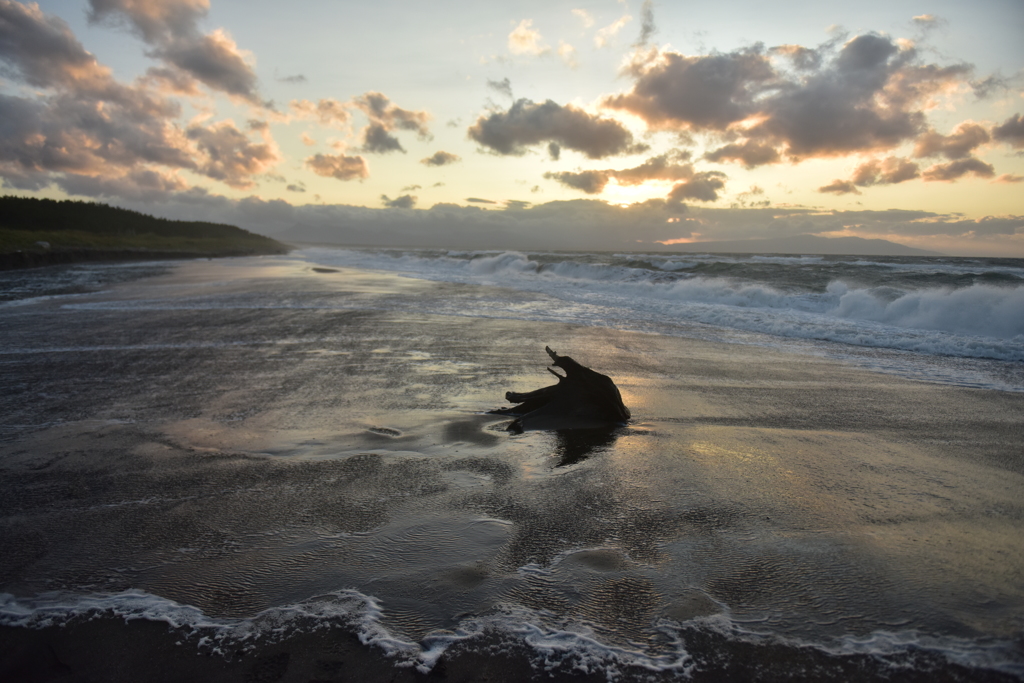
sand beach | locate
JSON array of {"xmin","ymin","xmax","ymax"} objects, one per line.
[{"xmin": 1, "ymin": 254, "xmax": 1022, "ymax": 681}]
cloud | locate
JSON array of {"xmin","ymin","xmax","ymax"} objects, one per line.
[
  {"xmin": 852, "ymin": 156, "xmax": 920, "ymax": 185},
  {"xmin": 186, "ymin": 119, "xmax": 279, "ymax": 188},
  {"xmin": 468, "ymin": 98, "xmax": 647, "ymax": 159},
  {"xmin": 818, "ymin": 179, "xmax": 860, "ymax": 195},
  {"xmin": 352, "ymin": 91, "xmax": 431, "ymax": 153},
  {"xmin": 106, "ymin": 193, "xmax": 1024, "ymax": 256},
  {"xmin": 158, "ymin": 29, "xmax": 259, "ymax": 103},
  {"xmin": 381, "ymin": 193, "xmax": 416, "ymax": 209},
  {"xmin": 606, "ymin": 33, "xmax": 975, "ymax": 164},
  {"xmin": 306, "ymin": 152, "xmax": 369, "ymax": 181},
  {"xmin": 487, "ymin": 77, "xmax": 513, "ymax": 99},
  {"xmin": 466, "ymin": 197, "xmax": 497, "ymax": 204},
  {"xmin": 572, "ymin": 9, "xmax": 594, "ymax": 28},
  {"xmin": 911, "ymin": 14, "xmax": 945, "ymax": 30},
  {"xmin": 508, "ymin": 19, "xmax": 549, "ymax": 56},
  {"xmin": 421, "ymin": 150, "xmax": 461, "ymax": 166},
  {"xmin": 56, "ymin": 167, "xmax": 189, "ymax": 202},
  {"xmin": 993, "ymin": 113, "xmax": 1024, "ymax": 149},
  {"xmin": 605, "ymin": 46, "xmax": 775, "ymax": 130},
  {"xmin": 0, "ymin": 3, "xmax": 233, "ymax": 200},
  {"xmin": 595, "ymin": 14, "xmax": 631, "ymax": 48},
  {"xmin": 704, "ymin": 140, "xmax": 780, "ymax": 168},
  {"xmin": 290, "ymin": 98, "xmax": 351, "ymax": 127},
  {"xmin": 994, "ymin": 174, "xmax": 1024, "ymax": 184},
  {"xmin": 278, "ymin": 73, "xmax": 306, "ymax": 84},
  {"xmin": 0, "ymin": 1, "xmax": 119, "ymax": 92},
  {"xmin": 668, "ymin": 171, "xmax": 727, "ymax": 202},
  {"xmin": 558, "ymin": 41, "xmax": 578, "ymax": 69},
  {"xmin": 87, "ymin": 0, "xmax": 209, "ymax": 42},
  {"xmin": 286, "ymin": 183, "xmax": 305, "ymax": 192},
  {"xmin": 544, "ymin": 170, "xmax": 610, "ymax": 194},
  {"xmin": 87, "ymin": 0, "xmax": 262, "ymax": 105},
  {"xmin": 362, "ymin": 122, "xmax": 405, "ymax": 153},
  {"xmin": 635, "ymin": 0, "xmax": 655, "ymax": 46},
  {"xmin": 913, "ymin": 121, "xmax": 989, "ymax": 159},
  {"xmin": 544, "ymin": 153, "xmax": 700, "ymax": 195},
  {"xmin": 921, "ymin": 157, "xmax": 996, "ymax": 181}
]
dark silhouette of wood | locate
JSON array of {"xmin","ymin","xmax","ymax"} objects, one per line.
[{"xmin": 492, "ymin": 347, "xmax": 630, "ymax": 432}]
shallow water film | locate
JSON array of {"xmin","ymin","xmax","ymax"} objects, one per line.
[{"xmin": 2, "ymin": 254, "xmax": 1022, "ymax": 682}]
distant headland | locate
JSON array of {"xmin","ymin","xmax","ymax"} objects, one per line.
[{"xmin": 1, "ymin": 196, "xmax": 288, "ymax": 270}]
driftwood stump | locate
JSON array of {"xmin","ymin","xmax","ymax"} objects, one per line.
[{"xmin": 491, "ymin": 347, "xmax": 630, "ymax": 432}]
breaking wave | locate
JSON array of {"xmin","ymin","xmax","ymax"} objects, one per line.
[
  {"xmin": 300, "ymin": 248, "xmax": 1024, "ymax": 362},
  {"xmin": 2, "ymin": 590, "xmax": 1020, "ymax": 680}
]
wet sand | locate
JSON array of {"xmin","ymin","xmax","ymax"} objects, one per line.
[{"xmin": 1, "ymin": 258, "xmax": 1022, "ymax": 681}]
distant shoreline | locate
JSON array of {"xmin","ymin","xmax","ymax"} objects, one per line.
[
  {"xmin": 0, "ymin": 245, "xmax": 291, "ymax": 270},
  {"xmin": 1, "ymin": 196, "xmax": 289, "ymax": 270}
]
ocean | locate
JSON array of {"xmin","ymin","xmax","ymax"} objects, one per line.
[
  {"xmin": 291, "ymin": 247, "xmax": 1024, "ymax": 389},
  {"xmin": 1, "ymin": 247, "xmax": 1022, "ymax": 682}
]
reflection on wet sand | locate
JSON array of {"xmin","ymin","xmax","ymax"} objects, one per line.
[{"xmin": 552, "ymin": 428, "xmax": 619, "ymax": 467}]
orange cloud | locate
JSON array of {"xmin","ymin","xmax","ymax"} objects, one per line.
[{"xmin": 306, "ymin": 153, "xmax": 369, "ymax": 181}]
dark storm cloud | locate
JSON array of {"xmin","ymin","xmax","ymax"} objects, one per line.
[
  {"xmin": 993, "ymin": 114, "xmax": 1024, "ymax": 149},
  {"xmin": 381, "ymin": 193, "xmax": 416, "ymax": 209},
  {"xmin": 913, "ymin": 122, "xmax": 989, "ymax": 159},
  {"xmin": 921, "ymin": 157, "xmax": 995, "ymax": 182},
  {"xmin": 306, "ymin": 152, "xmax": 369, "ymax": 181},
  {"xmin": 467, "ymin": 98, "xmax": 647, "ymax": 159},
  {"xmin": 421, "ymin": 150, "xmax": 461, "ymax": 166},
  {"xmin": 605, "ymin": 32, "xmax": 975, "ymax": 164},
  {"xmin": 87, "ymin": 0, "xmax": 263, "ymax": 105}
]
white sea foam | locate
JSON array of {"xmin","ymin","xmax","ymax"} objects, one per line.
[
  {"xmin": 300, "ymin": 248, "xmax": 1024, "ymax": 364},
  {"xmin": 2, "ymin": 590, "xmax": 1020, "ymax": 679}
]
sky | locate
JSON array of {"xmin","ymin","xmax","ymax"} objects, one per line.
[{"xmin": 1, "ymin": 0, "xmax": 1023, "ymax": 255}]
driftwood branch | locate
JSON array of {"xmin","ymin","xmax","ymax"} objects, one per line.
[{"xmin": 491, "ymin": 346, "xmax": 630, "ymax": 432}]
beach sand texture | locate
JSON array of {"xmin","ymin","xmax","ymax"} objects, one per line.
[{"xmin": 1, "ymin": 257, "xmax": 1022, "ymax": 681}]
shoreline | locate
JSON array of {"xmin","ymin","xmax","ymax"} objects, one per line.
[
  {"xmin": 0, "ymin": 245, "xmax": 291, "ymax": 271},
  {"xmin": 2, "ymin": 257, "xmax": 1022, "ymax": 682}
]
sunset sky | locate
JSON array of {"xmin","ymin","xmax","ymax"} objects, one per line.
[{"xmin": 2, "ymin": 0, "xmax": 1023, "ymax": 255}]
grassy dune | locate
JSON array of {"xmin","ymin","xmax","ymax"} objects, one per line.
[{"xmin": 1, "ymin": 196, "xmax": 288, "ymax": 269}]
